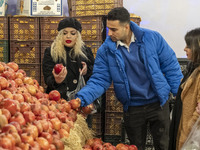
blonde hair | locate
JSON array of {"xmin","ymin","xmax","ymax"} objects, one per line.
[{"xmin": 51, "ymin": 29, "xmax": 87, "ymax": 64}]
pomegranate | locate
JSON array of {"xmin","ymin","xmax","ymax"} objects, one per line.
[{"xmin": 54, "ymin": 64, "xmax": 64, "ymax": 74}]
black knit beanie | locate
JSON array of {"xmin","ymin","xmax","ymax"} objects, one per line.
[{"xmin": 57, "ymin": 17, "xmax": 82, "ymax": 32}]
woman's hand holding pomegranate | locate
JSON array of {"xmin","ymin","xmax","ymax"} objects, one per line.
[{"xmin": 52, "ymin": 66, "xmax": 67, "ymax": 84}]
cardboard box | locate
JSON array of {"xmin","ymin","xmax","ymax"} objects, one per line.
[
  {"xmin": 16, "ymin": 0, "xmax": 63, "ymax": 16},
  {"xmin": 0, "ymin": 0, "xmax": 8, "ymax": 16}
]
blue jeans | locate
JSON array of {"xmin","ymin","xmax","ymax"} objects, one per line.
[{"xmin": 123, "ymin": 101, "xmax": 170, "ymax": 150}]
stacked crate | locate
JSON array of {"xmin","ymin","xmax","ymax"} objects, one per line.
[
  {"xmin": 68, "ymin": 0, "xmax": 123, "ymax": 17},
  {"xmin": 88, "ymin": 96, "xmax": 104, "ymax": 138},
  {"xmin": 0, "ymin": 17, "xmax": 9, "ymax": 63},
  {"xmin": 75, "ymin": 16, "xmax": 104, "ymax": 58},
  {"xmin": 39, "ymin": 17, "xmax": 65, "ymax": 89},
  {"xmin": 9, "ymin": 17, "xmax": 40, "ymax": 83},
  {"xmin": 130, "ymin": 13, "xmax": 142, "ymax": 26},
  {"xmin": 104, "ymin": 85, "xmax": 124, "ymax": 145}
]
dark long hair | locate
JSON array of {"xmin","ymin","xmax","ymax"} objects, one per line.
[{"xmin": 185, "ymin": 28, "xmax": 200, "ymax": 65}]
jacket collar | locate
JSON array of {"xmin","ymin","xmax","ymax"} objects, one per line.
[
  {"xmin": 181, "ymin": 66, "xmax": 200, "ymax": 98},
  {"xmin": 105, "ymin": 21, "xmax": 144, "ymax": 53}
]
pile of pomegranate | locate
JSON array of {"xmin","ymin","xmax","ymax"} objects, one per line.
[
  {"xmin": 0, "ymin": 62, "xmax": 138, "ymax": 150},
  {"xmin": 83, "ymin": 138, "xmax": 138, "ymax": 150}
]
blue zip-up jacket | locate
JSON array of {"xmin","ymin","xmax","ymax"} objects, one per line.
[{"xmin": 76, "ymin": 21, "xmax": 183, "ymax": 111}]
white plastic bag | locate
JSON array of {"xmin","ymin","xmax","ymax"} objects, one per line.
[
  {"xmin": 181, "ymin": 116, "xmax": 200, "ymax": 150},
  {"xmin": 66, "ymin": 74, "xmax": 85, "ymax": 101}
]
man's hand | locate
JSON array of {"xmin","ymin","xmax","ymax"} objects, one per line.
[{"xmin": 52, "ymin": 66, "xmax": 67, "ymax": 84}]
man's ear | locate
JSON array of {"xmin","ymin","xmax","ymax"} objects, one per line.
[{"xmin": 125, "ymin": 23, "xmax": 130, "ymax": 30}]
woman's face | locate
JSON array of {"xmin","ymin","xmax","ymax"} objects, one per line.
[
  {"xmin": 184, "ymin": 45, "xmax": 192, "ymax": 60},
  {"xmin": 62, "ymin": 27, "xmax": 78, "ymax": 47}
]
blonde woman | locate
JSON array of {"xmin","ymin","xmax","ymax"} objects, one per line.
[{"xmin": 42, "ymin": 17, "xmax": 94, "ymax": 100}]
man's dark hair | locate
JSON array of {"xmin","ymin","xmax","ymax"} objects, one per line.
[{"xmin": 107, "ymin": 7, "xmax": 130, "ymax": 24}]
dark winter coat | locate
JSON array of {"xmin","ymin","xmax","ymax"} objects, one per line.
[{"xmin": 42, "ymin": 45, "xmax": 94, "ymax": 100}]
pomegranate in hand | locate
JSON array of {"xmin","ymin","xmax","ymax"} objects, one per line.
[{"xmin": 54, "ymin": 64, "xmax": 64, "ymax": 74}]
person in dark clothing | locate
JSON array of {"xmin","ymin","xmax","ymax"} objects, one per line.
[
  {"xmin": 169, "ymin": 28, "xmax": 200, "ymax": 150},
  {"xmin": 42, "ymin": 17, "xmax": 94, "ymax": 101}
]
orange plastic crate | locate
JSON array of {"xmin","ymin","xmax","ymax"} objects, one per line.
[
  {"xmin": 76, "ymin": 16, "xmax": 103, "ymax": 41},
  {"xmin": 40, "ymin": 17, "xmax": 65, "ymax": 40},
  {"xmin": 40, "ymin": 40, "xmax": 53, "ymax": 62},
  {"xmin": 9, "ymin": 17, "xmax": 39, "ymax": 40},
  {"xmin": 91, "ymin": 113, "xmax": 102, "ymax": 137},
  {"xmin": 84, "ymin": 40, "xmax": 102, "ymax": 58},
  {"xmin": 104, "ymin": 111, "xmax": 123, "ymax": 136},
  {"xmin": 69, "ymin": 0, "xmax": 123, "ymax": 17},
  {"xmin": 0, "ymin": 17, "xmax": 8, "ymax": 40},
  {"xmin": 10, "ymin": 40, "xmax": 40, "ymax": 64},
  {"xmin": 0, "ymin": 40, "xmax": 9, "ymax": 63},
  {"xmin": 106, "ymin": 88, "xmax": 123, "ymax": 112}
]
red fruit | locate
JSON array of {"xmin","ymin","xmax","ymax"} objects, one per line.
[
  {"xmin": 35, "ymin": 91, "xmax": 45, "ymax": 99},
  {"xmin": 33, "ymin": 120, "xmax": 44, "ymax": 134},
  {"xmin": 36, "ymin": 137, "xmax": 50, "ymax": 150},
  {"xmin": 103, "ymin": 143, "xmax": 112, "ymax": 149},
  {"xmin": 116, "ymin": 143, "xmax": 125, "ymax": 150},
  {"xmin": 48, "ymin": 111, "xmax": 56, "ymax": 119},
  {"xmin": 7, "ymin": 62, "xmax": 19, "ymax": 72},
  {"xmin": 1, "ymin": 124, "xmax": 18, "ymax": 133},
  {"xmin": 82, "ymin": 103, "xmax": 94, "ymax": 115},
  {"xmin": 62, "ymin": 101, "xmax": 71, "ymax": 113},
  {"xmin": 13, "ymin": 93, "xmax": 24, "ymax": 103},
  {"xmin": 40, "ymin": 132, "xmax": 53, "ymax": 144},
  {"xmin": 0, "ymin": 89, "xmax": 13, "ymax": 99},
  {"xmin": 83, "ymin": 144, "xmax": 92, "ymax": 150},
  {"xmin": 23, "ymin": 77, "xmax": 34, "ymax": 85},
  {"xmin": 9, "ymin": 112, "xmax": 26, "ymax": 126},
  {"xmin": 93, "ymin": 143, "xmax": 103, "ymax": 150},
  {"xmin": 49, "ymin": 90, "xmax": 61, "ymax": 101},
  {"xmin": 9, "ymin": 121, "xmax": 22, "ymax": 134},
  {"xmin": 0, "ymin": 63, "xmax": 4, "ymax": 73},
  {"xmin": 0, "ymin": 94, "xmax": 4, "ymax": 102},
  {"xmin": 23, "ymin": 111, "xmax": 36, "ymax": 123},
  {"xmin": 17, "ymin": 69, "xmax": 26, "ymax": 77},
  {"xmin": 20, "ymin": 102, "xmax": 31, "ymax": 113},
  {"xmin": 52, "ymin": 138, "xmax": 64, "ymax": 150},
  {"xmin": 0, "ymin": 76, "xmax": 9, "ymax": 89},
  {"xmin": 31, "ymin": 103, "xmax": 41, "ymax": 115},
  {"xmin": 50, "ymin": 117, "xmax": 62, "ymax": 131},
  {"xmin": 21, "ymin": 133, "xmax": 34, "ymax": 146},
  {"xmin": 0, "ymin": 98, "xmax": 17, "ymax": 115},
  {"xmin": 1, "ymin": 70, "xmax": 16, "ymax": 80},
  {"xmin": 54, "ymin": 64, "xmax": 64, "ymax": 74},
  {"xmin": 69, "ymin": 99, "xmax": 81, "ymax": 110},
  {"xmin": 1, "ymin": 108, "xmax": 11, "ymax": 120},
  {"xmin": 129, "ymin": 145, "xmax": 138, "ymax": 150},
  {"xmin": 59, "ymin": 128, "xmax": 69, "ymax": 138},
  {"xmin": 24, "ymin": 124, "xmax": 39, "ymax": 139},
  {"xmin": 86, "ymin": 138, "xmax": 94, "ymax": 147},
  {"xmin": 0, "ymin": 135, "xmax": 13, "ymax": 149}
]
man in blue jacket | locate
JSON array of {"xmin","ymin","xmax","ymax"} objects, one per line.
[{"xmin": 76, "ymin": 7, "xmax": 183, "ymax": 150}]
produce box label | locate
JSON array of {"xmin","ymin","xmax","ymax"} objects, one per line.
[
  {"xmin": 16, "ymin": 0, "xmax": 62, "ymax": 16},
  {"xmin": 0, "ymin": 0, "xmax": 8, "ymax": 16}
]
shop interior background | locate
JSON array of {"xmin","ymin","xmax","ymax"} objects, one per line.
[{"xmin": 7, "ymin": 0, "xmax": 200, "ymax": 58}]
